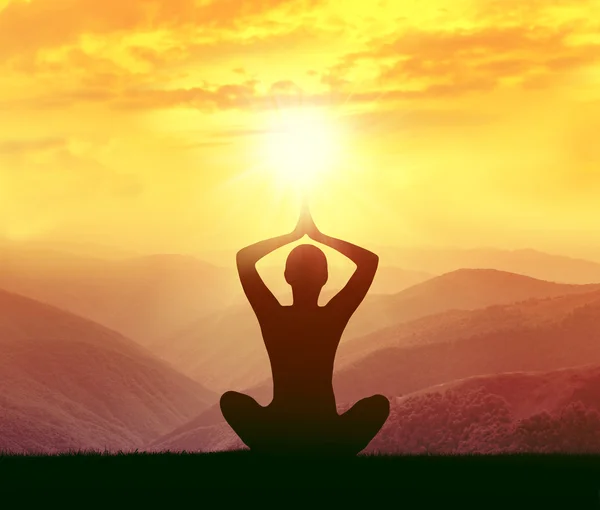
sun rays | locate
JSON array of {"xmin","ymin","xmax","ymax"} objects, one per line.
[{"xmin": 262, "ymin": 107, "xmax": 341, "ymax": 194}]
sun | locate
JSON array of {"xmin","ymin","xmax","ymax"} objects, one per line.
[{"xmin": 263, "ymin": 108, "xmax": 341, "ymax": 192}]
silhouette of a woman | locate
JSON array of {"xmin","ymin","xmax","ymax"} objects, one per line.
[{"xmin": 220, "ymin": 198, "xmax": 390, "ymax": 455}]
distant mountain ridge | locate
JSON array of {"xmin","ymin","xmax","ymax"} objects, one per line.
[
  {"xmin": 365, "ymin": 364, "xmax": 600, "ymax": 454},
  {"xmin": 346, "ymin": 268, "xmax": 600, "ymax": 341},
  {"xmin": 0, "ymin": 246, "xmax": 431, "ymax": 350},
  {"xmin": 337, "ymin": 287, "xmax": 600, "ymax": 367},
  {"xmin": 150, "ymin": 363, "xmax": 600, "ymax": 454},
  {"xmin": 330, "ymin": 293, "xmax": 600, "ymax": 404},
  {"xmin": 148, "ymin": 276, "xmax": 600, "ymax": 454},
  {"xmin": 0, "ymin": 248, "xmax": 240, "ymax": 346},
  {"xmin": 375, "ymin": 247, "xmax": 600, "ymax": 284},
  {"xmin": 153, "ymin": 269, "xmax": 600, "ymax": 392},
  {"xmin": 0, "ymin": 288, "xmax": 216, "ymax": 453}
]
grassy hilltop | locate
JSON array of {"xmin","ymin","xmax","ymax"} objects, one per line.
[{"xmin": 1, "ymin": 450, "xmax": 600, "ymax": 504}]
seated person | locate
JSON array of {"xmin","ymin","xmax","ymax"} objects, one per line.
[{"xmin": 221, "ymin": 199, "xmax": 390, "ymax": 456}]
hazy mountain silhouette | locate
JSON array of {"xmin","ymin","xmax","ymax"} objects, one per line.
[
  {"xmin": 0, "ymin": 288, "xmax": 215, "ymax": 453},
  {"xmin": 331, "ymin": 293, "xmax": 600, "ymax": 404},
  {"xmin": 0, "ymin": 245, "xmax": 425, "ymax": 359},
  {"xmin": 147, "ymin": 399, "xmax": 357, "ymax": 453},
  {"xmin": 150, "ymin": 363, "xmax": 600, "ymax": 454},
  {"xmin": 376, "ymin": 247, "xmax": 600, "ymax": 284},
  {"xmin": 148, "ymin": 285, "xmax": 600, "ymax": 454},
  {"xmin": 238, "ymin": 285, "xmax": 600, "ymax": 404},
  {"xmin": 337, "ymin": 276, "xmax": 600, "ymax": 366},
  {"xmin": 0, "ymin": 247, "xmax": 240, "ymax": 346},
  {"xmin": 202, "ymin": 246, "xmax": 600, "ymax": 284},
  {"xmin": 148, "ymin": 403, "xmax": 244, "ymax": 453},
  {"xmin": 0, "ymin": 239, "xmax": 141, "ymax": 260},
  {"xmin": 366, "ymin": 364, "xmax": 600, "ymax": 454},
  {"xmin": 343, "ymin": 268, "xmax": 600, "ymax": 341},
  {"xmin": 386, "ymin": 362, "xmax": 600, "ymax": 420},
  {"xmin": 153, "ymin": 269, "xmax": 600, "ymax": 392}
]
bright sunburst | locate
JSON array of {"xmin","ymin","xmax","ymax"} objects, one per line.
[{"xmin": 263, "ymin": 108, "xmax": 341, "ymax": 193}]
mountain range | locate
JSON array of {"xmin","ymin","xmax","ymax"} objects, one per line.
[
  {"xmin": 152, "ymin": 269, "xmax": 600, "ymax": 393},
  {"xmin": 0, "ymin": 288, "xmax": 215, "ymax": 453},
  {"xmin": 375, "ymin": 247, "xmax": 600, "ymax": 284},
  {"xmin": 4, "ymin": 242, "xmax": 600, "ymax": 454},
  {"xmin": 148, "ymin": 282, "xmax": 600, "ymax": 453}
]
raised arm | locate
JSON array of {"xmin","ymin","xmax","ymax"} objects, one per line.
[
  {"xmin": 304, "ymin": 204, "xmax": 378, "ymax": 318},
  {"xmin": 237, "ymin": 220, "xmax": 304, "ymax": 317}
]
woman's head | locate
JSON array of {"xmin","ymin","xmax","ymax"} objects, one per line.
[{"xmin": 285, "ymin": 244, "xmax": 328, "ymax": 290}]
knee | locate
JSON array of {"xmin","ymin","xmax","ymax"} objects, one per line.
[
  {"xmin": 220, "ymin": 391, "xmax": 261, "ymax": 420},
  {"xmin": 352, "ymin": 394, "xmax": 390, "ymax": 421},
  {"xmin": 220, "ymin": 391, "xmax": 243, "ymax": 409},
  {"xmin": 221, "ymin": 391, "xmax": 249, "ymax": 411},
  {"xmin": 368, "ymin": 394, "xmax": 391, "ymax": 417}
]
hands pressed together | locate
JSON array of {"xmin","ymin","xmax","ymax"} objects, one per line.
[{"xmin": 293, "ymin": 196, "xmax": 321, "ymax": 241}]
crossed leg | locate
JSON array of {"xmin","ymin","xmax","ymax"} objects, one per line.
[
  {"xmin": 221, "ymin": 391, "xmax": 390, "ymax": 456},
  {"xmin": 336, "ymin": 394, "xmax": 390, "ymax": 456},
  {"xmin": 220, "ymin": 391, "xmax": 266, "ymax": 451},
  {"xmin": 220, "ymin": 391, "xmax": 315, "ymax": 454}
]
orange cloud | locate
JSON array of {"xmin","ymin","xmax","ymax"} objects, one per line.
[
  {"xmin": 340, "ymin": 108, "xmax": 498, "ymax": 135},
  {"xmin": 0, "ymin": 137, "xmax": 66, "ymax": 155},
  {"xmin": 325, "ymin": 23, "xmax": 600, "ymax": 99},
  {"xmin": 2, "ymin": 0, "xmax": 600, "ymax": 256},
  {"xmin": 0, "ymin": 0, "xmax": 321, "ymax": 58}
]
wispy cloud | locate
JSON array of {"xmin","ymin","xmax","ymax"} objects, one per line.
[{"xmin": 0, "ymin": 137, "xmax": 67, "ymax": 155}]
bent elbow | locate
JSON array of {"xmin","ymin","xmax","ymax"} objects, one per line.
[
  {"xmin": 371, "ymin": 252, "xmax": 380, "ymax": 270},
  {"xmin": 236, "ymin": 250, "xmax": 247, "ymax": 269},
  {"xmin": 236, "ymin": 249, "xmax": 255, "ymax": 270},
  {"xmin": 357, "ymin": 252, "xmax": 378, "ymax": 275}
]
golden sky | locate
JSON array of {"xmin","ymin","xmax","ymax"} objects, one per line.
[{"xmin": 2, "ymin": 0, "xmax": 600, "ymax": 259}]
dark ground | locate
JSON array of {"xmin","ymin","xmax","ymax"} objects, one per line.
[{"xmin": 1, "ymin": 451, "xmax": 600, "ymax": 505}]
